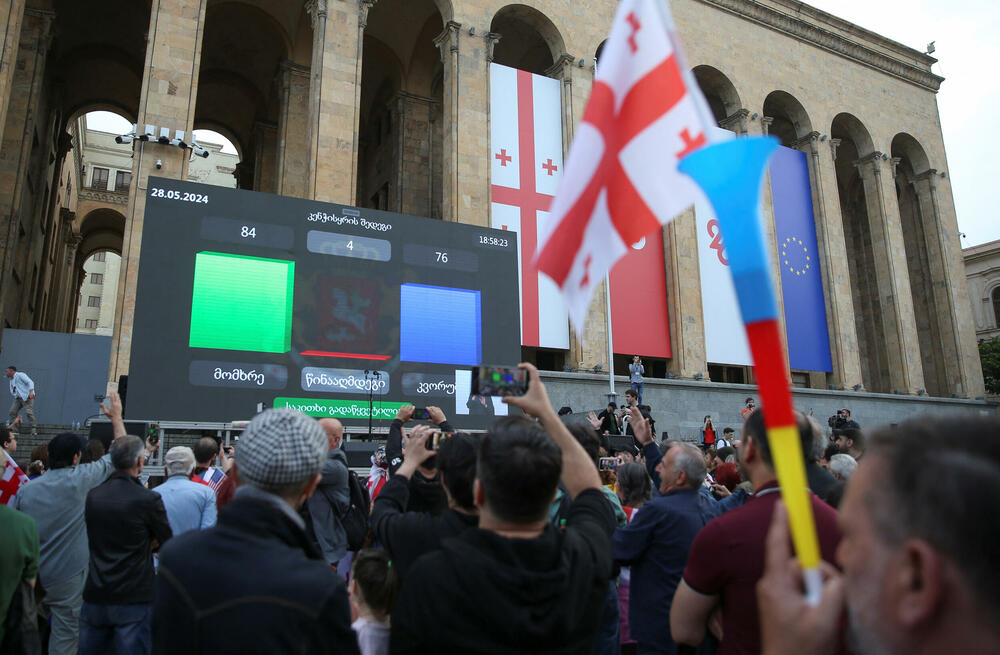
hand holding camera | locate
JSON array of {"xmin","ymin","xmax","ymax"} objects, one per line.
[
  {"xmin": 396, "ymin": 424, "xmax": 436, "ymax": 479},
  {"xmin": 427, "ymin": 406, "xmax": 446, "ymax": 425},
  {"xmin": 396, "ymin": 403, "xmax": 415, "ymax": 423},
  {"xmin": 501, "ymin": 363, "xmax": 551, "ymax": 419}
]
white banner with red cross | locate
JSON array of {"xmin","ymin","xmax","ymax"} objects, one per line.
[{"xmin": 489, "ymin": 63, "xmax": 569, "ymax": 350}]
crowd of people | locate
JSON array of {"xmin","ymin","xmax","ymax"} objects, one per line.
[{"xmin": 0, "ymin": 364, "xmax": 998, "ymax": 655}]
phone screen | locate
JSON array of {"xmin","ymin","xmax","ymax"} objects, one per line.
[{"xmin": 470, "ymin": 366, "xmax": 528, "ymax": 397}]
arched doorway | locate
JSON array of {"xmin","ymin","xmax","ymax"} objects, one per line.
[
  {"xmin": 693, "ymin": 65, "xmax": 742, "ymax": 128},
  {"xmin": 763, "ymin": 90, "xmax": 812, "ymax": 147},
  {"xmin": 891, "ymin": 133, "xmax": 948, "ymax": 395},
  {"xmin": 189, "ymin": 128, "xmax": 240, "ymax": 189},
  {"xmin": 73, "ymin": 208, "xmax": 125, "ymax": 336},
  {"xmin": 357, "ymin": 0, "xmax": 445, "ymax": 217},
  {"xmin": 195, "ymin": 1, "xmax": 302, "ymax": 192},
  {"xmin": 490, "ymin": 4, "xmax": 564, "ymax": 74},
  {"xmin": 75, "ymin": 250, "xmax": 121, "ymax": 335},
  {"xmin": 831, "ymin": 112, "xmax": 888, "ymax": 392}
]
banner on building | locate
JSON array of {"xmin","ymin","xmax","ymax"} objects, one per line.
[
  {"xmin": 769, "ymin": 146, "xmax": 833, "ymax": 372},
  {"xmin": 489, "ymin": 63, "xmax": 569, "ymax": 350},
  {"xmin": 697, "ymin": 138, "xmax": 833, "ymax": 371},
  {"xmin": 609, "ymin": 232, "xmax": 672, "ymax": 358}
]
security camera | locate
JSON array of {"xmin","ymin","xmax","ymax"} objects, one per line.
[
  {"xmin": 155, "ymin": 159, "xmax": 162, "ymax": 169},
  {"xmin": 116, "ymin": 123, "xmax": 137, "ymax": 145},
  {"xmin": 140, "ymin": 124, "xmax": 156, "ymax": 141},
  {"xmin": 157, "ymin": 127, "xmax": 171, "ymax": 144},
  {"xmin": 191, "ymin": 143, "xmax": 209, "ymax": 158},
  {"xmin": 169, "ymin": 129, "xmax": 187, "ymax": 149}
]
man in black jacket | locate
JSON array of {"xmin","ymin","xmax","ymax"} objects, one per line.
[
  {"xmin": 79, "ymin": 435, "xmax": 172, "ymax": 655},
  {"xmin": 391, "ymin": 364, "xmax": 617, "ymax": 654},
  {"xmin": 152, "ymin": 409, "xmax": 360, "ymax": 655},
  {"xmin": 372, "ymin": 428, "xmax": 479, "ymax": 579},
  {"xmin": 385, "ymin": 404, "xmax": 455, "ymax": 514},
  {"xmin": 305, "ymin": 418, "xmax": 350, "ymax": 568}
]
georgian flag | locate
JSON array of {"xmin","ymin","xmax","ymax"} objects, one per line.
[
  {"xmin": 535, "ymin": 0, "xmax": 724, "ymax": 333},
  {"xmin": 1, "ymin": 455, "xmax": 29, "ymax": 506},
  {"xmin": 489, "ymin": 63, "xmax": 569, "ymax": 350}
]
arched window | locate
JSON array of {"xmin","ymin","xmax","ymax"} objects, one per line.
[{"xmin": 992, "ymin": 286, "xmax": 1000, "ymax": 327}]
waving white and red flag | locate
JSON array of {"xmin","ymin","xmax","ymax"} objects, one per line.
[
  {"xmin": 1, "ymin": 454, "xmax": 29, "ymax": 506},
  {"xmin": 536, "ymin": 0, "xmax": 724, "ymax": 331}
]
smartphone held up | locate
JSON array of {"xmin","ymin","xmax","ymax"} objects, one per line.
[{"xmin": 471, "ymin": 365, "xmax": 529, "ymax": 397}]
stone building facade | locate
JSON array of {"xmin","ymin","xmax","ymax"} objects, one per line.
[
  {"xmin": 964, "ymin": 239, "xmax": 1000, "ymax": 343},
  {"xmin": 0, "ymin": 0, "xmax": 985, "ymax": 402}
]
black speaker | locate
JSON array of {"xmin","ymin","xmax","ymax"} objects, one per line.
[
  {"xmin": 88, "ymin": 421, "xmax": 148, "ymax": 450},
  {"xmin": 118, "ymin": 375, "xmax": 128, "ymax": 416}
]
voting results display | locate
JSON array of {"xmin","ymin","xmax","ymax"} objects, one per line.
[{"xmin": 127, "ymin": 177, "xmax": 521, "ymax": 429}]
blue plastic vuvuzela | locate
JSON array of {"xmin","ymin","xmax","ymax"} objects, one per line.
[{"xmin": 677, "ymin": 137, "xmax": 780, "ymax": 324}]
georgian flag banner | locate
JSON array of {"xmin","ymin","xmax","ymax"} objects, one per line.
[
  {"xmin": 535, "ymin": 0, "xmax": 724, "ymax": 333},
  {"xmin": 489, "ymin": 63, "xmax": 570, "ymax": 350}
]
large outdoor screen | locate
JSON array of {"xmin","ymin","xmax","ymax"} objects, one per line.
[{"xmin": 127, "ymin": 177, "xmax": 521, "ymax": 429}]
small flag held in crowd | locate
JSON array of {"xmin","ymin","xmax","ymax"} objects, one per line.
[
  {"xmin": 535, "ymin": 0, "xmax": 722, "ymax": 332},
  {"xmin": 1, "ymin": 453, "xmax": 30, "ymax": 506}
]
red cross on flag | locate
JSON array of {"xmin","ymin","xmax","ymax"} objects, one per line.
[
  {"xmin": 1, "ymin": 454, "xmax": 29, "ymax": 506},
  {"xmin": 490, "ymin": 63, "xmax": 569, "ymax": 349},
  {"xmin": 536, "ymin": 0, "xmax": 724, "ymax": 333}
]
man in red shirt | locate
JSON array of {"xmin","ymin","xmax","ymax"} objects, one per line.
[{"xmin": 671, "ymin": 409, "xmax": 842, "ymax": 655}]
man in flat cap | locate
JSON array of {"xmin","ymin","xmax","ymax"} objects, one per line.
[{"xmin": 152, "ymin": 409, "xmax": 360, "ymax": 654}]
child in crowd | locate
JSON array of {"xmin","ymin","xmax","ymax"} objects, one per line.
[{"xmin": 349, "ymin": 548, "xmax": 398, "ymax": 655}]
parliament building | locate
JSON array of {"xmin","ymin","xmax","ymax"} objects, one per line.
[{"xmin": 0, "ymin": 0, "xmax": 987, "ymax": 415}]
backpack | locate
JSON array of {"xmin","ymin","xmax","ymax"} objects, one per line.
[{"xmin": 339, "ymin": 469, "xmax": 371, "ymax": 551}]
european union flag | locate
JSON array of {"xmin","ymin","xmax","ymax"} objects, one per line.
[{"xmin": 769, "ymin": 147, "xmax": 833, "ymax": 372}]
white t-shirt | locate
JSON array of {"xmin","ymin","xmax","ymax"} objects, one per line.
[{"xmin": 352, "ymin": 617, "xmax": 390, "ymax": 655}]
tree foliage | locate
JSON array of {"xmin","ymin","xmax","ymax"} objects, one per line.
[{"xmin": 980, "ymin": 337, "xmax": 1000, "ymax": 395}]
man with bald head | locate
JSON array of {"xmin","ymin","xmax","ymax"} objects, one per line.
[{"xmin": 305, "ymin": 417, "xmax": 350, "ymax": 570}]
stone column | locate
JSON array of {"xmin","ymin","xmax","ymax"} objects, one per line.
[
  {"xmin": 276, "ymin": 60, "xmax": 309, "ymax": 197},
  {"xmin": 666, "ymin": 208, "xmax": 706, "ymax": 378},
  {"xmin": 62, "ymin": 232, "xmax": 82, "ymax": 332},
  {"xmin": 253, "ymin": 121, "xmax": 278, "ymax": 194},
  {"xmin": 910, "ymin": 169, "xmax": 985, "ymax": 396},
  {"xmin": 393, "ymin": 91, "xmax": 437, "ymax": 218},
  {"xmin": 0, "ymin": 0, "xmax": 25, "ymax": 146},
  {"xmin": 754, "ymin": 115, "xmax": 790, "ymax": 374},
  {"xmin": 0, "ymin": 8, "xmax": 53, "ymax": 331},
  {"xmin": 854, "ymin": 152, "xmax": 924, "ymax": 394},
  {"xmin": 109, "ymin": 0, "xmax": 208, "ymax": 385},
  {"xmin": 305, "ymin": 0, "xmax": 367, "ymax": 205},
  {"xmin": 545, "ymin": 53, "xmax": 577, "ymax": 149},
  {"xmin": 719, "ymin": 108, "xmax": 749, "ymax": 136},
  {"xmin": 792, "ymin": 131, "xmax": 863, "ymax": 390},
  {"xmin": 50, "ymin": 211, "xmax": 77, "ymax": 332},
  {"xmin": 433, "ymin": 20, "xmax": 462, "ymax": 222}
]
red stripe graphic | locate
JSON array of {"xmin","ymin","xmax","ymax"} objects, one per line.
[
  {"xmin": 490, "ymin": 69, "xmax": 556, "ymax": 348},
  {"xmin": 300, "ymin": 351, "xmax": 392, "ymax": 361}
]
